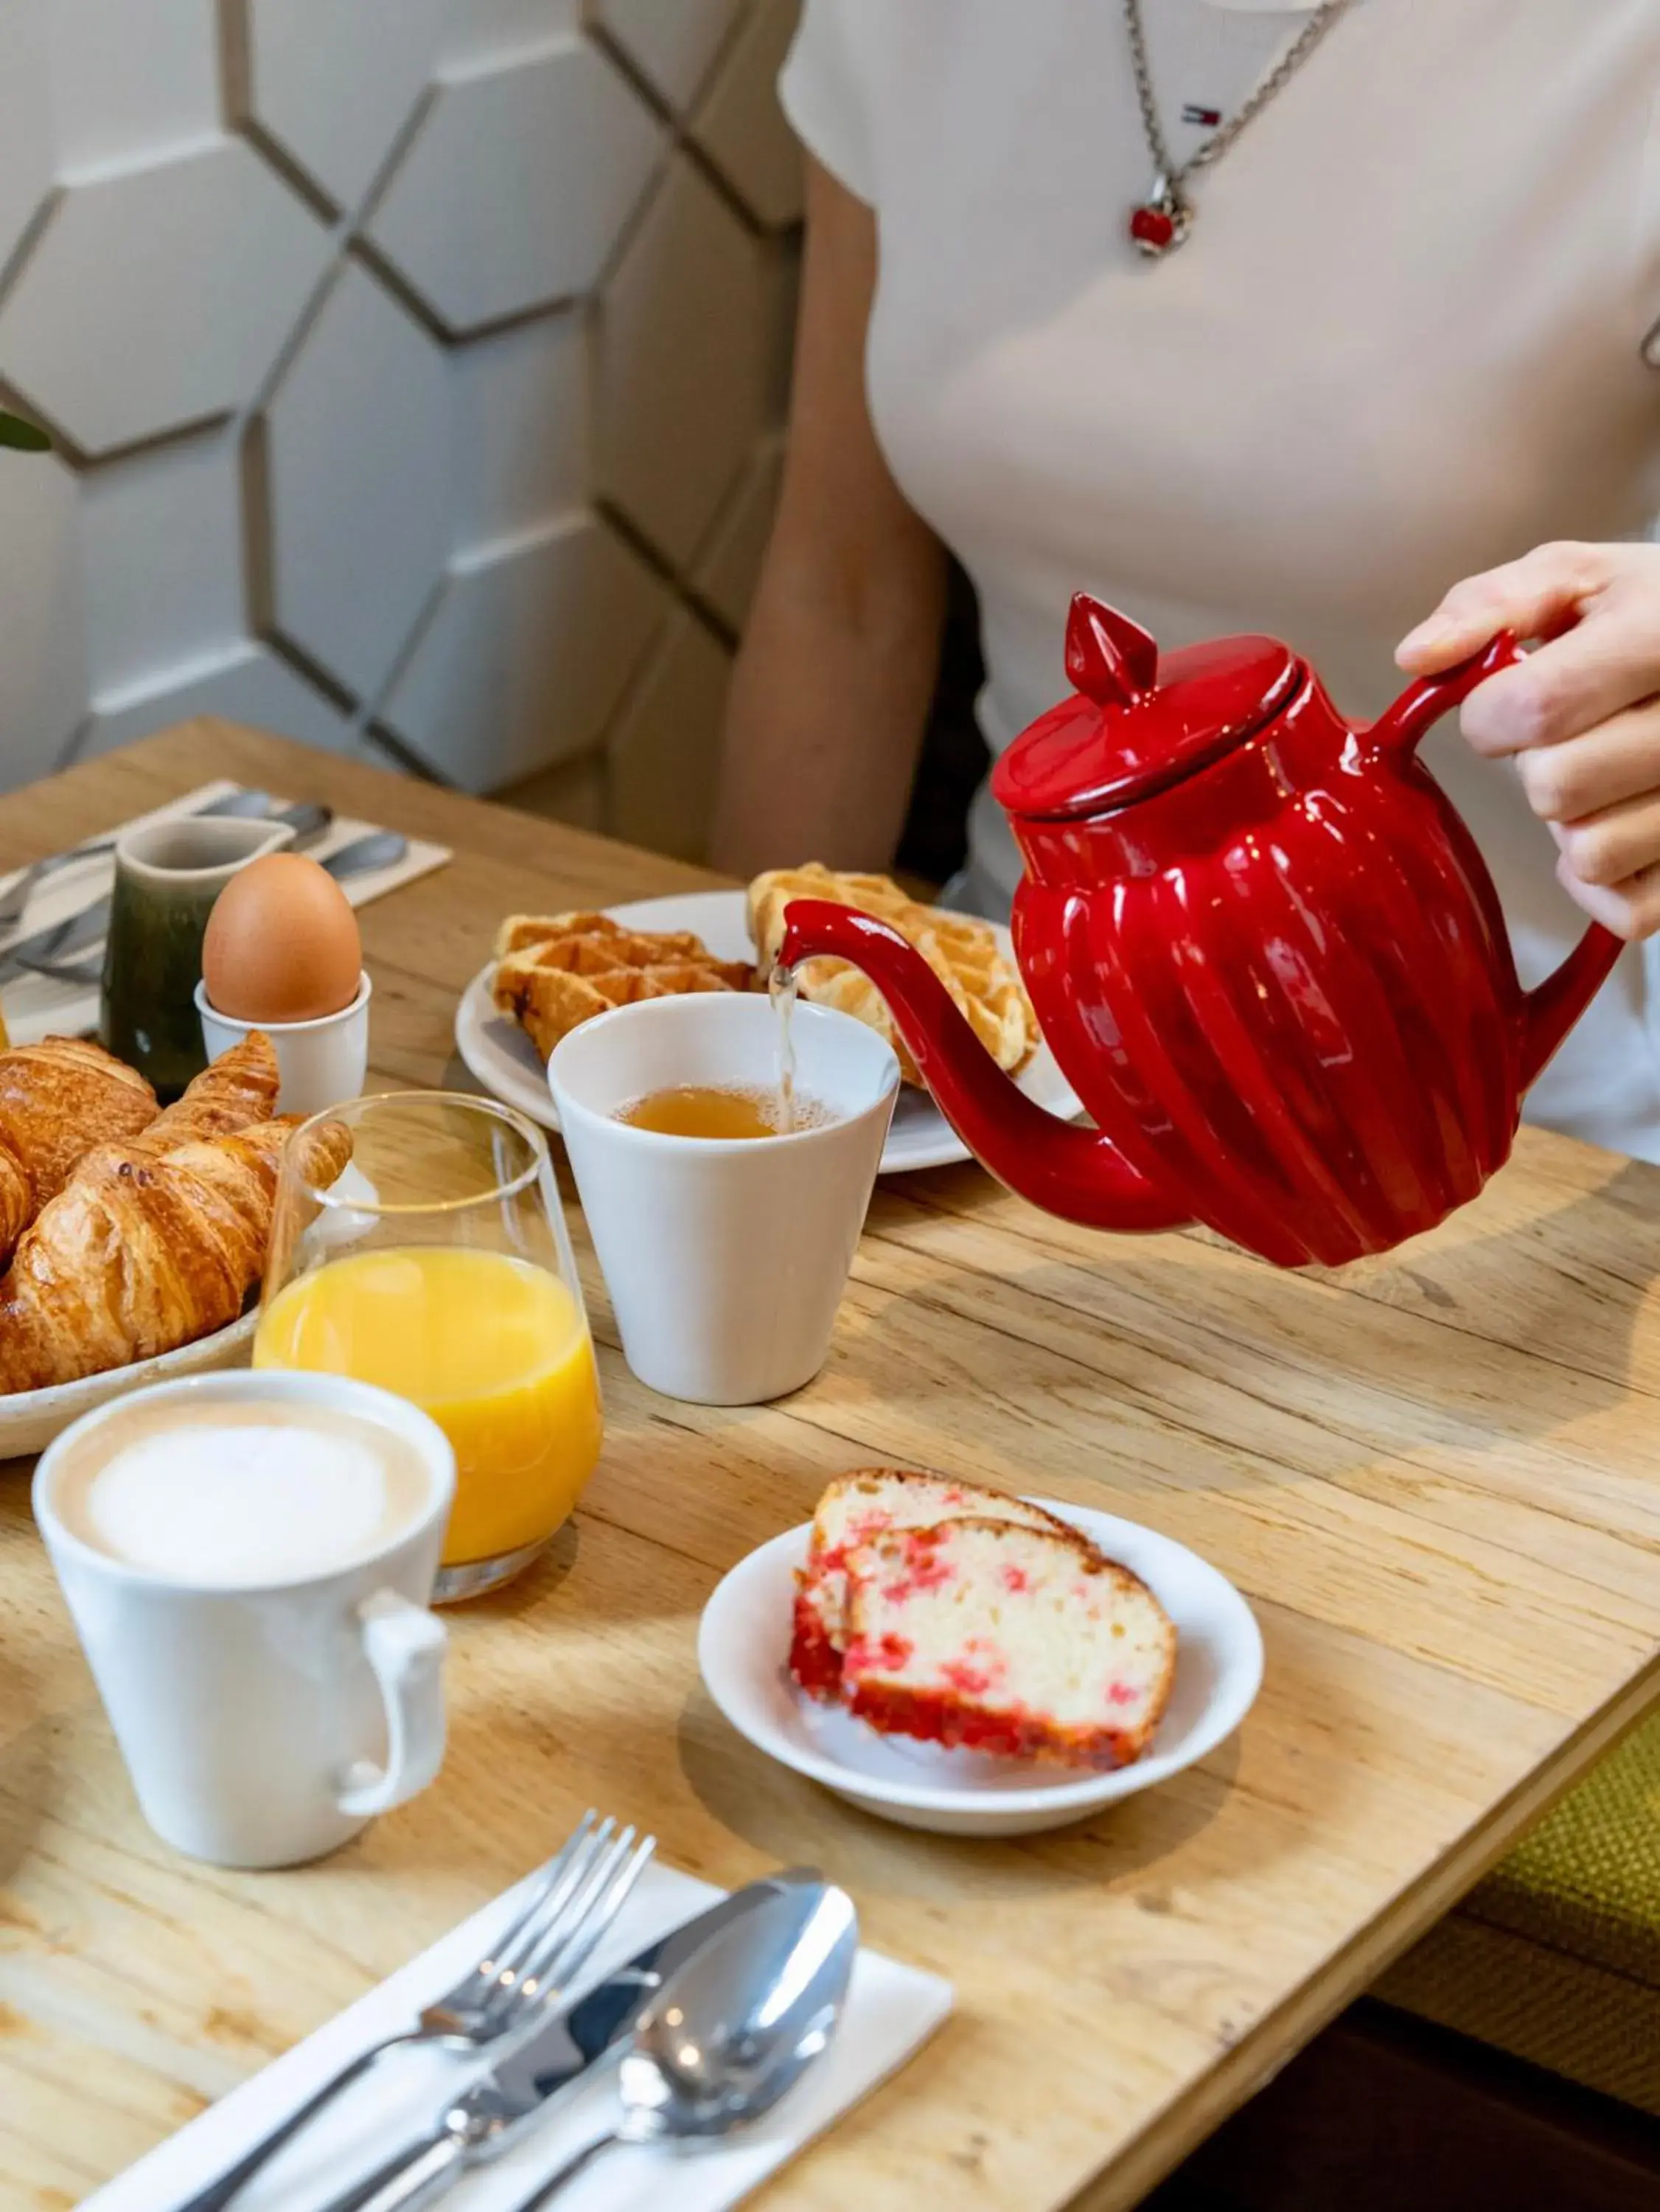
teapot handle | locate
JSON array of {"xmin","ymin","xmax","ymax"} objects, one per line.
[{"xmin": 1370, "ymin": 631, "xmax": 1623, "ymax": 1090}]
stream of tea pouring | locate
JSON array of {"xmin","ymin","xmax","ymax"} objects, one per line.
[
  {"xmin": 770, "ymin": 959, "xmax": 800, "ymax": 1133},
  {"xmin": 615, "ymin": 965, "xmax": 812, "ymax": 1140}
]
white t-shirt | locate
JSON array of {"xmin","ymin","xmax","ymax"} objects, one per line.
[{"xmin": 781, "ymin": 0, "xmax": 1660, "ymax": 1161}]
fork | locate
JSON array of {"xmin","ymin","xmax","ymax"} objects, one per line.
[{"xmin": 175, "ymin": 1812, "xmax": 656, "ymax": 2212}]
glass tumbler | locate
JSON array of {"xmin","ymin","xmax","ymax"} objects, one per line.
[{"xmin": 254, "ymin": 1092, "xmax": 603, "ymax": 1601}]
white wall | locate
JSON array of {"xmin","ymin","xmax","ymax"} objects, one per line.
[{"xmin": 0, "ymin": 0, "xmax": 801, "ymax": 860}]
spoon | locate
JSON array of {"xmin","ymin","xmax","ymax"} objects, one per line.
[
  {"xmin": 506, "ymin": 1877, "xmax": 858, "ymax": 2210},
  {"xmin": 321, "ymin": 829, "xmax": 407, "ymax": 880}
]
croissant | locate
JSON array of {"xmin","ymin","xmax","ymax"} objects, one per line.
[
  {"xmin": 123, "ymin": 1034, "xmax": 279, "ymax": 1157},
  {"xmin": 0, "ymin": 1036, "xmax": 156, "ymax": 1265},
  {"xmin": 0, "ymin": 1113, "xmax": 352, "ymax": 1393}
]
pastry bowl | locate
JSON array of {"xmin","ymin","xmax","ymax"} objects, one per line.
[{"xmin": 0, "ymin": 1312, "xmax": 259, "ymax": 1463}]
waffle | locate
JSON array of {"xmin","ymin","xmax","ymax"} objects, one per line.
[
  {"xmin": 491, "ymin": 912, "xmax": 758, "ymax": 1062},
  {"xmin": 747, "ymin": 865, "xmax": 1036, "ymax": 1086}
]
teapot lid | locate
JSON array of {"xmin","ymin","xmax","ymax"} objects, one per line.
[{"xmin": 992, "ymin": 594, "xmax": 1302, "ymax": 820}]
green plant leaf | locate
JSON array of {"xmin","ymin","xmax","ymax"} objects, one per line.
[{"xmin": 0, "ymin": 411, "xmax": 51, "ymax": 453}]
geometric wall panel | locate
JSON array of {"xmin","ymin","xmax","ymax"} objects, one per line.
[
  {"xmin": 438, "ymin": 0, "xmax": 581, "ymax": 77},
  {"xmin": 381, "ymin": 513, "xmax": 669, "ymax": 790},
  {"xmin": 78, "ymin": 425, "xmax": 245, "ymax": 698},
  {"xmin": 0, "ymin": 450, "xmax": 88, "ymax": 784},
  {"xmin": 245, "ymin": 0, "xmax": 450, "ymax": 212},
  {"xmin": 450, "ymin": 307, "xmax": 588, "ymax": 560},
  {"xmin": 0, "ymin": 141, "xmax": 331, "ymax": 456},
  {"xmin": 693, "ymin": 434, "xmax": 785, "ymax": 633},
  {"xmin": 265, "ymin": 261, "xmax": 453, "ymax": 700},
  {"xmin": 45, "ymin": 0, "xmax": 222, "ymax": 178},
  {"xmin": 0, "ymin": 0, "xmax": 55, "ymax": 276},
  {"xmin": 596, "ymin": 0, "xmax": 744, "ymax": 110},
  {"xmin": 495, "ymin": 747, "xmax": 607, "ymax": 832},
  {"xmin": 368, "ymin": 41, "xmax": 663, "ymax": 334},
  {"xmin": 607, "ymin": 610, "xmax": 733, "ymax": 863},
  {"xmin": 693, "ymin": 0, "xmax": 804, "ymax": 230},
  {"xmin": 80, "ymin": 642, "xmax": 355, "ymax": 764},
  {"xmin": 596, "ymin": 153, "xmax": 770, "ymax": 568},
  {"xmin": 0, "ymin": 0, "xmax": 801, "ymax": 868}
]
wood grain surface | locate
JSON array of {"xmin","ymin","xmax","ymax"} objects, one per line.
[{"xmin": 5, "ymin": 726, "xmax": 1660, "ymax": 2212}]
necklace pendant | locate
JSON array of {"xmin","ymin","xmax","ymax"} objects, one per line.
[{"xmin": 1129, "ymin": 178, "xmax": 1193, "ymax": 258}]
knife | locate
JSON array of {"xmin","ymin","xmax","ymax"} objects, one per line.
[{"xmin": 313, "ymin": 1873, "xmax": 813, "ymax": 2212}]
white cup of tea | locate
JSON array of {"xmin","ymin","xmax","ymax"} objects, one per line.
[
  {"xmin": 33, "ymin": 1369, "xmax": 456, "ymax": 1869},
  {"xmin": 548, "ymin": 995, "xmax": 900, "ymax": 1405}
]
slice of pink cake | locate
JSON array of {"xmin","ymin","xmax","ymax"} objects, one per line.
[
  {"xmin": 789, "ymin": 1468, "xmax": 1076, "ymax": 1701},
  {"xmin": 838, "ymin": 1517, "xmax": 1177, "ymax": 1770}
]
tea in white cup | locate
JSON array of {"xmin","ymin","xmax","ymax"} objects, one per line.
[
  {"xmin": 549, "ymin": 995, "xmax": 899, "ymax": 1405},
  {"xmin": 35, "ymin": 1371, "xmax": 456, "ymax": 1869}
]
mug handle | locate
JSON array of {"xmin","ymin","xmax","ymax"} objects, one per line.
[{"xmin": 337, "ymin": 1590, "xmax": 448, "ymax": 1817}]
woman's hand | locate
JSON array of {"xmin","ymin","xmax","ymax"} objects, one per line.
[{"xmin": 1398, "ymin": 542, "xmax": 1660, "ymax": 940}]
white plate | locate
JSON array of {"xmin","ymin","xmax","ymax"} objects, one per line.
[
  {"xmin": 0, "ymin": 1311, "xmax": 259, "ymax": 1462},
  {"xmin": 697, "ymin": 1498, "xmax": 1263, "ymax": 1837},
  {"xmin": 453, "ymin": 888, "xmax": 1083, "ymax": 1176}
]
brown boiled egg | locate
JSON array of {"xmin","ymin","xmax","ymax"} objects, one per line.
[{"xmin": 203, "ymin": 853, "xmax": 363, "ymax": 1023}]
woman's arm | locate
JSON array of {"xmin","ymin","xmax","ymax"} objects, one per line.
[
  {"xmin": 711, "ymin": 156, "xmax": 949, "ymax": 879},
  {"xmin": 1398, "ymin": 542, "xmax": 1660, "ymax": 939}
]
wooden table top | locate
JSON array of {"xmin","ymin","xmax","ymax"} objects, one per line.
[{"xmin": 7, "ymin": 726, "xmax": 1660, "ymax": 2212}]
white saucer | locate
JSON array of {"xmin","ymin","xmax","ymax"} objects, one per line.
[
  {"xmin": 453, "ymin": 888, "xmax": 1083, "ymax": 1178},
  {"xmin": 697, "ymin": 1498, "xmax": 1263, "ymax": 1837},
  {"xmin": 0, "ymin": 1310, "xmax": 259, "ymax": 1462}
]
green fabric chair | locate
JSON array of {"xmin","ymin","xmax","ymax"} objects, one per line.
[{"xmin": 1378, "ymin": 1711, "xmax": 1660, "ymax": 2113}]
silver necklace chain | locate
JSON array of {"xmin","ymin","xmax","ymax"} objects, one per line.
[{"xmin": 1122, "ymin": 0, "xmax": 1353, "ymax": 247}]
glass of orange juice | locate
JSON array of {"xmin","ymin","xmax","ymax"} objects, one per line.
[{"xmin": 254, "ymin": 1093, "xmax": 601, "ymax": 1601}]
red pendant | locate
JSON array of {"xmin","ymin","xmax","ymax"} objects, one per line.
[{"xmin": 1129, "ymin": 187, "xmax": 1192, "ymax": 260}]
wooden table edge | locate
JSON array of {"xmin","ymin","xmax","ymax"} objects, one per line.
[{"xmin": 1068, "ymin": 1650, "xmax": 1660, "ymax": 2211}]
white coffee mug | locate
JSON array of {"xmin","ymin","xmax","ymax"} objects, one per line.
[
  {"xmin": 33, "ymin": 1369, "xmax": 455, "ymax": 1870},
  {"xmin": 196, "ymin": 970, "xmax": 372, "ymax": 1117},
  {"xmin": 549, "ymin": 995, "xmax": 899, "ymax": 1405}
]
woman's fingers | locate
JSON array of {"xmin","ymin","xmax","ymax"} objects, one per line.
[
  {"xmin": 1551, "ymin": 785, "xmax": 1660, "ymax": 888},
  {"xmin": 1513, "ymin": 699, "xmax": 1660, "ymax": 821},
  {"xmin": 1556, "ymin": 853, "xmax": 1660, "ymax": 942},
  {"xmin": 1399, "ymin": 541, "xmax": 1660, "ymax": 941},
  {"xmin": 1460, "ymin": 602, "xmax": 1660, "ymax": 758},
  {"xmin": 1396, "ymin": 541, "xmax": 1611, "ymax": 672}
]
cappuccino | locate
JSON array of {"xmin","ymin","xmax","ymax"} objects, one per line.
[{"xmin": 52, "ymin": 1399, "xmax": 433, "ymax": 1586}]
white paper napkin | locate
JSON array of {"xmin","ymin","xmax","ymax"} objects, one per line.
[
  {"xmin": 83, "ymin": 1859, "xmax": 953, "ymax": 2212},
  {"xmin": 0, "ymin": 781, "xmax": 450, "ymax": 1047}
]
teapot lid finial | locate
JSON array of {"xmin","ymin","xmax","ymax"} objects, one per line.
[
  {"xmin": 994, "ymin": 594, "xmax": 1302, "ymax": 821},
  {"xmin": 1066, "ymin": 594, "xmax": 1159, "ymax": 706}
]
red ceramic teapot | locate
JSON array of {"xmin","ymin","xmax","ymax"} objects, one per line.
[{"xmin": 778, "ymin": 594, "xmax": 1623, "ymax": 1268}]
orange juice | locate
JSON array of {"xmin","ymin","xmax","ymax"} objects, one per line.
[{"xmin": 254, "ymin": 1247, "xmax": 602, "ymax": 1567}]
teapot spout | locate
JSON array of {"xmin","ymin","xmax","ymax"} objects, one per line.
[{"xmin": 777, "ymin": 900, "xmax": 1188, "ymax": 1234}]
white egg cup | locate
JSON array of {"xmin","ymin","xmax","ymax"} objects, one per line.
[{"xmin": 196, "ymin": 970, "xmax": 372, "ymax": 1118}]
